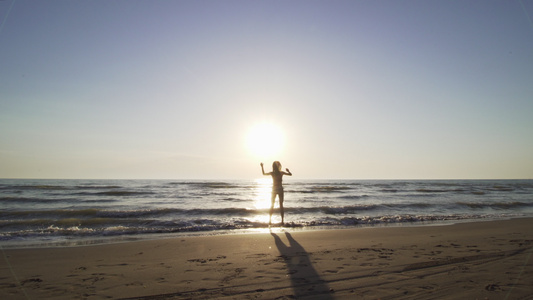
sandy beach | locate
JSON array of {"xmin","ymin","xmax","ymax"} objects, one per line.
[{"xmin": 1, "ymin": 218, "xmax": 532, "ymax": 299}]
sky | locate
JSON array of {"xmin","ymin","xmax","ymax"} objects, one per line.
[{"xmin": 1, "ymin": 0, "xmax": 532, "ymax": 180}]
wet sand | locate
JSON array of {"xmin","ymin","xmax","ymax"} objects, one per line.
[{"xmin": 1, "ymin": 218, "xmax": 532, "ymax": 299}]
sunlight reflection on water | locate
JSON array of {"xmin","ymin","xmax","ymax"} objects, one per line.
[
  {"xmin": 253, "ymin": 178, "xmax": 272, "ymax": 210},
  {"xmin": 250, "ymin": 178, "xmax": 280, "ymax": 224}
]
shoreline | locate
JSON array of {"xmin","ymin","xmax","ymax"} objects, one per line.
[
  {"xmin": 1, "ymin": 215, "xmax": 522, "ymax": 250},
  {"xmin": 2, "ymin": 217, "xmax": 532, "ymax": 299},
  {"xmin": 3, "ymin": 179, "xmax": 532, "ymax": 252}
]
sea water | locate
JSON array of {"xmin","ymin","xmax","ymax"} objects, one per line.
[{"xmin": 1, "ymin": 179, "xmax": 532, "ymax": 247}]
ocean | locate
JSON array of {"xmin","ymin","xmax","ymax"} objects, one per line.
[{"xmin": 1, "ymin": 179, "xmax": 532, "ymax": 248}]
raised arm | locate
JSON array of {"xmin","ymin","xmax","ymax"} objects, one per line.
[
  {"xmin": 260, "ymin": 163, "xmax": 270, "ymax": 176},
  {"xmin": 284, "ymin": 168, "xmax": 292, "ymax": 176}
]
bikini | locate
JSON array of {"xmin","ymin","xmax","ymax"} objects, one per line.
[{"xmin": 272, "ymin": 186, "xmax": 284, "ymax": 195}]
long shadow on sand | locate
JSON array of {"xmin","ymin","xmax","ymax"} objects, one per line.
[{"xmin": 271, "ymin": 231, "xmax": 334, "ymax": 299}]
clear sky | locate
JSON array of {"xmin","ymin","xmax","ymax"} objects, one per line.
[{"xmin": 1, "ymin": 0, "xmax": 532, "ymax": 180}]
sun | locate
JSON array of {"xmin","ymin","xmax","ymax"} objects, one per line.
[{"xmin": 245, "ymin": 123, "xmax": 285, "ymax": 158}]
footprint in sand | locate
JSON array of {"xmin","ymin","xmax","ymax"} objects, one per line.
[
  {"xmin": 188, "ymin": 255, "xmax": 227, "ymax": 264},
  {"xmin": 246, "ymin": 253, "xmax": 269, "ymax": 259},
  {"xmin": 126, "ymin": 281, "xmax": 144, "ymax": 287},
  {"xmin": 21, "ymin": 277, "xmax": 43, "ymax": 286}
]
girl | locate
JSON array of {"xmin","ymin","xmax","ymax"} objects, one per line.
[{"xmin": 261, "ymin": 161, "xmax": 292, "ymax": 225}]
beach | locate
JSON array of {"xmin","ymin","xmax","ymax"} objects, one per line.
[{"xmin": 1, "ymin": 218, "xmax": 532, "ymax": 299}]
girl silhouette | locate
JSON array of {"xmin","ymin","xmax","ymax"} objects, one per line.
[{"xmin": 260, "ymin": 161, "xmax": 292, "ymax": 225}]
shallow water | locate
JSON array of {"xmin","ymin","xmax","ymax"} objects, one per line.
[{"xmin": 1, "ymin": 179, "xmax": 532, "ymax": 247}]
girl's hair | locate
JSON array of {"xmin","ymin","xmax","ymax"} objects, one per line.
[{"xmin": 272, "ymin": 161, "xmax": 282, "ymax": 173}]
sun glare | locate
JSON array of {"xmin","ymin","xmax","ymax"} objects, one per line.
[{"xmin": 246, "ymin": 123, "xmax": 285, "ymax": 158}]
